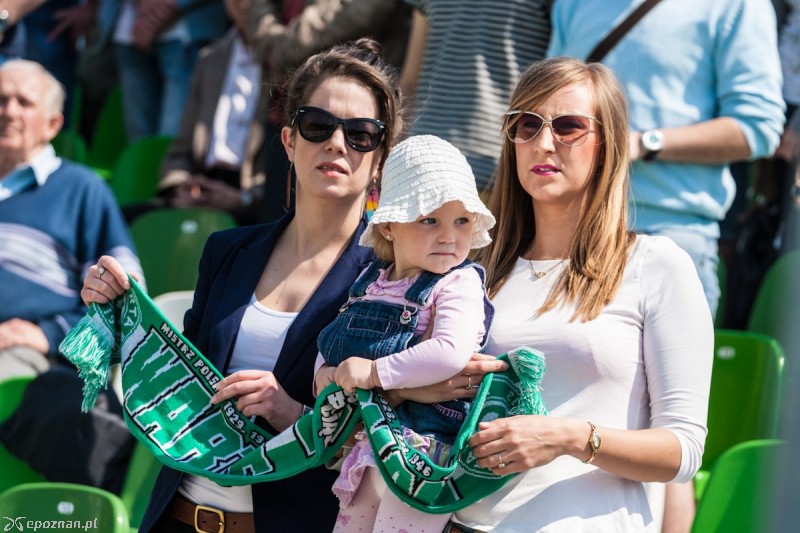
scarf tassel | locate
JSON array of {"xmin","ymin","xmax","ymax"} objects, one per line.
[
  {"xmin": 59, "ymin": 309, "xmax": 116, "ymax": 412},
  {"xmin": 507, "ymin": 347, "xmax": 548, "ymax": 416}
]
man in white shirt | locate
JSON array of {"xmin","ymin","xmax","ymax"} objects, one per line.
[{"xmin": 156, "ymin": 0, "xmax": 275, "ymax": 224}]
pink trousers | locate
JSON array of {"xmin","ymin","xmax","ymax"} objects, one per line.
[{"xmin": 332, "ymin": 467, "xmax": 451, "ymax": 533}]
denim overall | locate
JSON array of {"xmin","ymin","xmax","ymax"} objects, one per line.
[{"xmin": 318, "ymin": 259, "xmax": 494, "ymax": 444}]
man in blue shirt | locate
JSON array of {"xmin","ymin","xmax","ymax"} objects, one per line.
[{"xmin": 0, "ymin": 59, "xmax": 143, "ymax": 378}]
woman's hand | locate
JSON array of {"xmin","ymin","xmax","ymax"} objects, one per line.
[
  {"xmin": 383, "ymin": 353, "xmax": 508, "ymax": 406},
  {"xmin": 211, "ymin": 370, "xmax": 302, "ymax": 432},
  {"xmin": 468, "ymin": 415, "xmax": 586, "ymax": 475},
  {"xmin": 171, "ymin": 176, "xmax": 243, "ymax": 211},
  {"xmin": 314, "ymin": 365, "xmax": 336, "ymax": 396},
  {"xmin": 776, "ymin": 127, "xmax": 800, "ymax": 163},
  {"xmin": 80, "ymin": 255, "xmax": 135, "ymax": 305}
]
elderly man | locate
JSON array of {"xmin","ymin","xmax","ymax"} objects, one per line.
[{"xmin": 0, "ymin": 59, "xmax": 143, "ymax": 379}]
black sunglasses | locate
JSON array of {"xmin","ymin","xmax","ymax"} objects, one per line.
[{"xmin": 293, "ymin": 106, "xmax": 386, "ymax": 152}]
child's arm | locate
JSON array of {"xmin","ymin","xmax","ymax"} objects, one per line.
[
  {"xmin": 313, "ymin": 352, "xmax": 337, "ymax": 396},
  {"xmin": 334, "ymin": 357, "xmax": 380, "ymax": 393},
  {"xmin": 376, "ymin": 267, "xmax": 487, "ymax": 390}
]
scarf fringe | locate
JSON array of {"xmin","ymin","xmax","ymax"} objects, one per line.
[
  {"xmin": 507, "ymin": 346, "xmax": 548, "ymax": 416},
  {"xmin": 59, "ymin": 309, "xmax": 115, "ymax": 412}
]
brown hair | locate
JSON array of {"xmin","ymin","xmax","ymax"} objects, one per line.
[
  {"xmin": 477, "ymin": 57, "xmax": 635, "ymax": 321},
  {"xmin": 283, "ymin": 38, "xmax": 404, "ymax": 173}
]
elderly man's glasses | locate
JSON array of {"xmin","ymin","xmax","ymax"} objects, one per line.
[
  {"xmin": 293, "ymin": 106, "xmax": 385, "ymax": 152},
  {"xmin": 504, "ymin": 111, "xmax": 600, "ymax": 147}
]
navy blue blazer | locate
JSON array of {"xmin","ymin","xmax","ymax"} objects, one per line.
[{"xmin": 139, "ymin": 212, "xmax": 374, "ymax": 532}]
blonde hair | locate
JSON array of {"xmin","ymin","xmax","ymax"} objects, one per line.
[
  {"xmin": 371, "ymin": 224, "xmax": 395, "ymax": 261},
  {"xmin": 0, "ymin": 59, "xmax": 65, "ymax": 119},
  {"xmin": 477, "ymin": 57, "xmax": 635, "ymax": 322}
]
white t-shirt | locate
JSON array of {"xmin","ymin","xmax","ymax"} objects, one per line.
[
  {"xmin": 204, "ymin": 32, "xmax": 261, "ymax": 170},
  {"xmin": 178, "ymin": 295, "xmax": 297, "ymax": 512},
  {"xmin": 454, "ymin": 235, "xmax": 713, "ymax": 532}
]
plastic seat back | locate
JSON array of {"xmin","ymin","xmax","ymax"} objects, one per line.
[
  {"xmin": 0, "ymin": 377, "xmax": 46, "ymax": 493},
  {"xmin": 152, "ymin": 290, "xmax": 195, "ymax": 329},
  {"xmin": 118, "ymin": 443, "xmax": 162, "ymax": 529},
  {"xmin": 52, "ymin": 130, "xmax": 89, "ymax": 165},
  {"xmin": 692, "ymin": 439, "xmax": 784, "ymax": 533},
  {"xmin": 88, "ymin": 87, "xmax": 127, "ymax": 174},
  {"xmin": 109, "ymin": 135, "xmax": 174, "ymax": 206},
  {"xmin": 0, "ymin": 482, "xmax": 130, "ymax": 533},
  {"xmin": 747, "ymin": 250, "xmax": 800, "ymax": 361},
  {"xmin": 130, "ymin": 208, "xmax": 236, "ymax": 297},
  {"xmin": 694, "ymin": 330, "xmax": 784, "ymax": 499}
]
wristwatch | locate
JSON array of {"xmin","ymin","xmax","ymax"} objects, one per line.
[
  {"xmin": 582, "ymin": 421, "xmax": 602, "ymax": 464},
  {"xmin": 0, "ymin": 9, "xmax": 9, "ymax": 33},
  {"xmin": 640, "ymin": 129, "xmax": 664, "ymax": 161}
]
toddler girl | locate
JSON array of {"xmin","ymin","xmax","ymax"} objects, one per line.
[{"xmin": 314, "ymin": 135, "xmax": 496, "ymax": 532}]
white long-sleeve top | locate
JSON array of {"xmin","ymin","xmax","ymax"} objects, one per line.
[{"xmin": 455, "ymin": 235, "xmax": 713, "ymax": 532}]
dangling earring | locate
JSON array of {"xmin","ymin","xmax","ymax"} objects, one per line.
[
  {"xmin": 285, "ymin": 161, "xmax": 295, "ymax": 211},
  {"xmin": 366, "ymin": 178, "xmax": 379, "ymax": 219}
]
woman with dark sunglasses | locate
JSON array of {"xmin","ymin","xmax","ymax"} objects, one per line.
[
  {"xmin": 389, "ymin": 57, "xmax": 713, "ymax": 532},
  {"xmin": 79, "ymin": 38, "xmax": 496, "ymax": 533}
]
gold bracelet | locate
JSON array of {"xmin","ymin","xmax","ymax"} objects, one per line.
[{"xmin": 582, "ymin": 421, "xmax": 602, "ymax": 465}]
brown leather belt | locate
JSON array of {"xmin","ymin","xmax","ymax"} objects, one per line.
[
  {"xmin": 443, "ymin": 520, "xmax": 484, "ymax": 533},
  {"xmin": 169, "ymin": 493, "xmax": 255, "ymax": 533}
]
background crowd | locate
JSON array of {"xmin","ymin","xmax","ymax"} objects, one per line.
[{"xmin": 0, "ymin": 0, "xmax": 798, "ymax": 532}]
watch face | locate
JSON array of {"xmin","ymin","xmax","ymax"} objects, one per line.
[
  {"xmin": 642, "ymin": 130, "xmax": 664, "ymax": 152},
  {"xmin": 592, "ymin": 431, "xmax": 601, "ymax": 449}
]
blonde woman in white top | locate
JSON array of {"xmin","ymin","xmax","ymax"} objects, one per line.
[{"xmin": 397, "ymin": 57, "xmax": 714, "ymax": 532}]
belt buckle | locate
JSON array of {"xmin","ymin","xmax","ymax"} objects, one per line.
[{"xmin": 194, "ymin": 504, "xmax": 225, "ymax": 533}]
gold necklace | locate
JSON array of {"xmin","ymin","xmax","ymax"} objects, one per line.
[{"xmin": 529, "ymin": 259, "xmax": 567, "ymax": 280}]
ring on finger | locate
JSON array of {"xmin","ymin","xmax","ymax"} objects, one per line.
[
  {"xmin": 497, "ymin": 453, "xmax": 506, "ymax": 469},
  {"xmin": 467, "ymin": 375, "xmax": 472, "ymax": 390},
  {"xmin": 97, "ymin": 266, "xmax": 106, "ymax": 279}
]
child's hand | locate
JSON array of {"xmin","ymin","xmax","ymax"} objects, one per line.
[
  {"xmin": 314, "ymin": 365, "xmax": 336, "ymax": 396},
  {"xmin": 335, "ymin": 357, "xmax": 379, "ymax": 393}
]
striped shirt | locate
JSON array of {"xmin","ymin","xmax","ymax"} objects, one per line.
[{"xmin": 407, "ymin": 0, "xmax": 551, "ymax": 190}]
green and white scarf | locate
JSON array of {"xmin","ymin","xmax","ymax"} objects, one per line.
[{"xmin": 60, "ymin": 277, "xmax": 547, "ymax": 513}]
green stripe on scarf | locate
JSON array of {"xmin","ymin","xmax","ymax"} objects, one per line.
[{"xmin": 60, "ymin": 277, "xmax": 547, "ymax": 513}]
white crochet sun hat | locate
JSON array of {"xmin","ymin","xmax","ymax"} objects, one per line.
[{"xmin": 359, "ymin": 135, "xmax": 496, "ymax": 249}]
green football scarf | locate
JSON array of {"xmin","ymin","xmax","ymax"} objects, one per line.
[{"xmin": 60, "ymin": 277, "xmax": 547, "ymax": 513}]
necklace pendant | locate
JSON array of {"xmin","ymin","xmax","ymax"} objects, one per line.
[{"xmin": 529, "ymin": 258, "xmax": 566, "ymax": 281}]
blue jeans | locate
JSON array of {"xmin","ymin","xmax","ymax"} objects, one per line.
[
  {"xmin": 114, "ymin": 41, "xmax": 203, "ymax": 141},
  {"xmin": 26, "ymin": 2, "xmax": 78, "ymax": 123},
  {"xmin": 0, "ymin": 22, "xmax": 24, "ymax": 58},
  {"xmin": 645, "ymin": 227, "xmax": 720, "ymax": 317}
]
